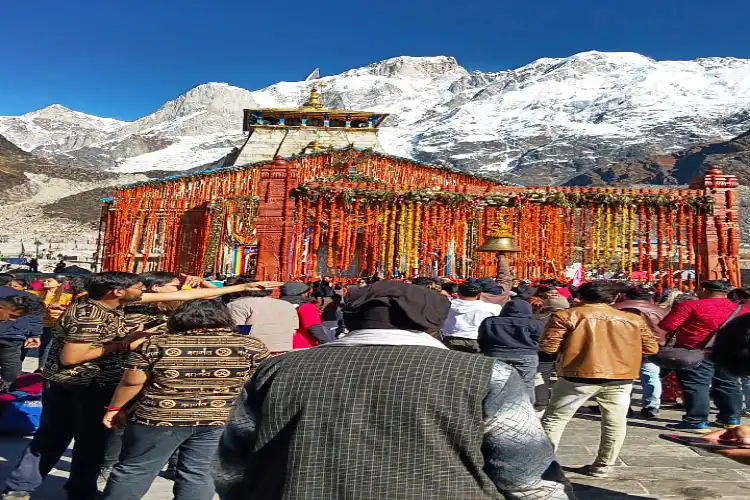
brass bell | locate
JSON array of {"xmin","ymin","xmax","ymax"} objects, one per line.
[{"xmin": 477, "ymin": 235, "xmax": 521, "ymax": 253}]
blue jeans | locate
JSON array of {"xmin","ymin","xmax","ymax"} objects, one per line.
[
  {"xmin": 103, "ymin": 423, "xmax": 223, "ymax": 500},
  {"xmin": 489, "ymin": 352, "xmax": 539, "ymax": 405},
  {"xmin": 676, "ymin": 356, "xmax": 742, "ymax": 425},
  {"xmin": 3, "ymin": 382, "xmax": 113, "ymax": 498},
  {"xmin": 741, "ymin": 377, "xmax": 750, "ymax": 411},
  {"xmin": 640, "ymin": 360, "xmax": 662, "ymax": 411}
]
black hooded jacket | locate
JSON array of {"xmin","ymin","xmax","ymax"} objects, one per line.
[{"xmin": 477, "ymin": 300, "xmax": 543, "ymax": 355}]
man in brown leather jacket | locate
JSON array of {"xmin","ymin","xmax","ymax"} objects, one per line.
[
  {"xmin": 613, "ymin": 286, "xmax": 669, "ymax": 419},
  {"xmin": 540, "ymin": 281, "xmax": 659, "ymax": 478}
]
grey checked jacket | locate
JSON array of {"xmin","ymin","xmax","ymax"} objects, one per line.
[{"xmin": 213, "ymin": 345, "xmax": 572, "ymax": 499}]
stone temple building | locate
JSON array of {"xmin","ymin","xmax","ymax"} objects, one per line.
[{"xmin": 232, "ymin": 85, "xmax": 389, "ymax": 165}]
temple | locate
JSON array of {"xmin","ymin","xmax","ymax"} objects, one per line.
[
  {"xmin": 98, "ymin": 84, "xmax": 742, "ymax": 289},
  {"xmin": 234, "ymin": 85, "xmax": 388, "ymax": 164}
]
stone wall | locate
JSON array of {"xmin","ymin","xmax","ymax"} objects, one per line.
[{"xmin": 233, "ymin": 127, "xmax": 385, "ymax": 166}]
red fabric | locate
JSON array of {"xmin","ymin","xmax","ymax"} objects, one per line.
[
  {"xmin": 659, "ymin": 298, "xmax": 750, "ymax": 349},
  {"xmin": 556, "ymin": 287, "xmax": 572, "ymax": 300},
  {"xmin": 0, "ymin": 373, "xmax": 44, "ymax": 404},
  {"xmin": 662, "ymin": 372, "xmax": 683, "ymax": 403},
  {"xmin": 292, "ymin": 303, "xmax": 323, "ymax": 350}
]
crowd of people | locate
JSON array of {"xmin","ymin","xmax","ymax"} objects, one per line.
[{"xmin": 1, "ymin": 268, "xmax": 750, "ymax": 499}]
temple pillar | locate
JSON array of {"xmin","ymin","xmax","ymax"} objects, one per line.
[
  {"xmin": 689, "ymin": 168, "xmax": 741, "ymax": 287},
  {"xmin": 254, "ymin": 157, "xmax": 298, "ymax": 281}
]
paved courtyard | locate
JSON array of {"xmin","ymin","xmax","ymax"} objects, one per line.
[{"xmin": 0, "ymin": 356, "xmax": 748, "ymax": 499}]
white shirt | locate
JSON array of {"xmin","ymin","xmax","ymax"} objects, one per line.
[{"xmin": 442, "ymin": 298, "xmax": 503, "ymax": 340}]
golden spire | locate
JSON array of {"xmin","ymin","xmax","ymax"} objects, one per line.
[{"xmin": 303, "ymin": 84, "xmax": 325, "ymax": 109}]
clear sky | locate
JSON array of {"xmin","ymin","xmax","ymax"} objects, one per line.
[{"xmin": 2, "ymin": 0, "xmax": 748, "ymax": 121}]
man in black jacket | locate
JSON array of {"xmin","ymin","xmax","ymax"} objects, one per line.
[{"xmin": 478, "ymin": 299, "xmax": 543, "ymax": 403}]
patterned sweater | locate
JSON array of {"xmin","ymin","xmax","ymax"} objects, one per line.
[{"xmin": 213, "ymin": 341, "xmax": 571, "ymax": 499}]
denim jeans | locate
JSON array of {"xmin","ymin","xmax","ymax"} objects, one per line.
[
  {"xmin": 38, "ymin": 327, "xmax": 54, "ymax": 370},
  {"xmin": 0, "ymin": 338, "xmax": 25, "ymax": 385},
  {"xmin": 640, "ymin": 360, "xmax": 662, "ymax": 411},
  {"xmin": 103, "ymin": 423, "xmax": 223, "ymax": 500},
  {"xmin": 676, "ymin": 356, "xmax": 742, "ymax": 425},
  {"xmin": 489, "ymin": 352, "xmax": 539, "ymax": 404},
  {"xmin": 741, "ymin": 377, "xmax": 750, "ymax": 411},
  {"xmin": 534, "ymin": 357, "xmax": 556, "ymax": 411},
  {"xmin": 3, "ymin": 381, "xmax": 114, "ymax": 498},
  {"xmin": 542, "ymin": 378, "xmax": 633, "ymax": 466}
]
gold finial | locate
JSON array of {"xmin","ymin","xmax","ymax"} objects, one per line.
[
  {"xmin": 311, "ymin": 139, "xmax": 321, "ymax": 151},
  {"xmin": 303, "ymin": 84, "xmax": 324, "ymax": 109}
]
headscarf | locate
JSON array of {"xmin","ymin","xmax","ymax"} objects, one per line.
[{"xmin": 342, "ymin": 281, "xmax": 450, "ymax": 332}]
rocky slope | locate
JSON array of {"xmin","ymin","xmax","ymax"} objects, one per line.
[{"xmin": 565, "ymin": 128, "xmax": 750, "ymax": 186}]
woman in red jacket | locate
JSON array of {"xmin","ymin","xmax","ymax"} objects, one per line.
[{"xmin": 279, "ymin": 282, "xmax": 332, "ymax": 348}]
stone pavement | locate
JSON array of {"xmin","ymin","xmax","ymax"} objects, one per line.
[{"xmin": 0, "ymin": 355, "xmax": 748, "ymax": 499}]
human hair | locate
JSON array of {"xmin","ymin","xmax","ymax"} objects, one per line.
[
  {"xmin": 412, "ymin": 277, "xmax": 436, "ymax": 287},
  {"xmin": 701, "ymin": 280, "xmax": 733, "ymax": 294},
  {"xmin": 222, "ymin": 276, "xmax": 269, "ymax": 303},
  {"xmin": 0, "ymin": 274, "xmax": 14, "ymax": 287},
  {"xmin": 167, "ymin": 299, "xmax": 235, "ymax": 333},
  {"xmin": 728, "ymin": 288, "xmax": 750, "ymax": 303},
  {"xmin": 137, "ymin": 271, "xmax": 179, "ymax": 290},
  {"xmin": 86, "ymin": 272, "xmax": 139, "ymax": 300},
  {"xmin": 0, "ymin": 294, "xmax": 45, "ymax": 316},
  {"xmin": 442, "ymin": 282, "xmax": 458, "ymax": 295},
  {"xmin": 458, "ymin": 283, "xmax": 481, "ymax": 298},
  {"xmin": 626, "ymin": 286, "xmax": 654, "ymax": 301},
  {"xmin": 712, "ymin": 315, "xmax": 750, "ymax": 377},
  {"xmin": 577, "ymin": 281, "xmax": 618, "ymax": 304}
]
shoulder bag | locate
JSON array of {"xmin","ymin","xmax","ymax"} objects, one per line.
[{"xmin": 654, "ymin": 304, "xmax": 743, "ymax": 370}]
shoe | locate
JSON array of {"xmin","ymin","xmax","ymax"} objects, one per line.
[
  {"xmin": 160, "ymin": 467, "xmax": 177, "ymax": 481},
  {"xmin": 742, "ymin": 410, "xmax": 750, "ymax": 418},
  {"xmin": 640, "ymin": 408, "xmax": 660, "ymax": 419},
  {"xmin": 1, "ymin": 492, "xmax": 32, "ymax": 500},
  {"xmin": 581, "ymin": 464, "xmax": 610, "ymax": 478},
  {"xmin": 665, "ymin": 421, "xmax": 711, "ymax": 433},
  {"xmin": 719, "ymin": 418, "xmax": 742, "ymax": 429}
]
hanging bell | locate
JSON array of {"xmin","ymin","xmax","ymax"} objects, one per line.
[{"xmin": 477, "ymin": 235, "xmax": 521, "ymax": 253}]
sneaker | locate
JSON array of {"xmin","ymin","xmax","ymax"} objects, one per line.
[
  {"xmin": 743, "ymin": 410, "xmax": 750, "ymax": 418},
  {"xmin": 581, "ymin": 465, "xmax": 610, "ymax": 478},
  {"xmin": 665, "ymin": 421, "xmax": 711, "ymax": 433},
  {"xmin": 1, "ymin": 492, "xmax": 32, "ymax": 500},
  {"xmin": 720, "ymin": 418, "xmax": 742, "ymax": 429},
  {"xmin": 640, "ymin": 408, "xmax": 660, "ymax": 419}
]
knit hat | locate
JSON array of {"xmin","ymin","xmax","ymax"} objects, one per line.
[
  {"xmin": 343, "ymin": 281, "xmax": 450, "ymax": 332},
  {"xmin": 281, "ymin": 281, "xmax": 309, "ymax": 296}
]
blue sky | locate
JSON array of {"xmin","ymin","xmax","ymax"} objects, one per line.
[{"xmin": 2, "ymin": 0, "xmax": 748, "ymax": 121}]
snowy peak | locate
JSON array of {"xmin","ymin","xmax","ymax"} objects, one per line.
[
  {"xmin": 339, "ymin": 56, "xmax": 466, "ymax": 79},
  {"xmin": 22, "ymin": 104, "xmax": 125, "ymax": 130}
]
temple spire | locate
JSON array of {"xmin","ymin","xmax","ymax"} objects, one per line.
[{"xmin": 303, "ymin": 84, "xmax": 325, "ymax": 109}]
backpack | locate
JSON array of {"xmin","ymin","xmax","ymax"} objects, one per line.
[{"xmin": 0, "ymin": 391, "xmax": 42, "ymax": 436}]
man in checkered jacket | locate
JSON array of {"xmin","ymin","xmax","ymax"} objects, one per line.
[{"xmin": 214, "ymin": 281, "xmax": 572, "ymax": 499}]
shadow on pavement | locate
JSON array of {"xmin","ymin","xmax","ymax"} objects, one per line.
[{"xmin": 573, "ymin": 483, "xmax": 654, "ymax": 499}]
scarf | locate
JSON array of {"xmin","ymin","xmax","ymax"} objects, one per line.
[{"xmin": 319, "ymin": 329, "xmax": 448, "ymax": 350}]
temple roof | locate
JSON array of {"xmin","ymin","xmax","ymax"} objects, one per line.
[{"xmin": 111, "ymin": 146, "xmax": 522, "ymax": 191}]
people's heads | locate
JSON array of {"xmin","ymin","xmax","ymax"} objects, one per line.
[
  {"xmin": 526, "ymin": 296, "xmax": 545, "ymax": 313},
  {"xmin": 137, "ymin": 271, "xmax": 181, "ymax": 293},
  {"xmin": 536, "ymin": 285, "xmax": 560, "ymax": 300},
  {"xmin": 281, "ymin": 281, "xmax": 310, "ymax": 297},
  {"xmin": 412, "ymin": 277, "xmax": 436, "ymax": 288},
  {"xmin": 86, "ymin": 272, "xmax": 143, "ymax": 302},
  {"xmin": 342, "ymin": 281, "xmax": 450, "ymax": 333},
  {"xmin": 167, "ymin": 299, "xmax": 235, "ymax": 334},
  {"xmin": 42, "ymin": 277, "xmax": 64, "ymax": 290},
  {"xmin": 7, "ymin": 279, "xmax": 28, "ymax": 291},
  {"xmin": 441, "ymin": 282, "xmax": 458, "ymax": 297},
  {"xmin": 0, "ymin": 295, "xmax": 45, "ymax": 321},
  {"xmin": 625, "ymin": 285, "xmax": 655, "ymax": 301},
  {"xmin": 728, "ymin": 288, "xmax": 750, "ymax": 304},
  {"xmin": 698, "ymin": 280, "xmax": 733, "ymax": 299},
  {"xmin": 222, "ymin": 276, "xmax": 270, "ymax": 302},
  {"xmin": 457, "ymin": 283, "xmax": 482, "ymax": 300},
  {"xmin": 577, "ymin": 281, "xmax": 618, "ymax": 304},
  {"xmin": 712, "ymin": 315, "xmax": 750, "ymax": 377},
  {"xmin": 541, "ymin": 296, "xmax": 571, "ymax": 312},
  {"xmin": 0, "ymin": 274, "xmax": 14, "ymax": 287}
]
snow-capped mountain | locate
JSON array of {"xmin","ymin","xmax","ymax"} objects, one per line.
[{"xmin": 2, "ymin": 52, "xmax": 749, "ymax": 185}]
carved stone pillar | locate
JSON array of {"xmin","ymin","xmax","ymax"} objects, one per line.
[
  {"xmin": 689, "ymin": 168, "xmax": 741, "ymax": 287},
  {"xmin": 254, "ymin": 157, "xmax": 298, "ymax": 281}
]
